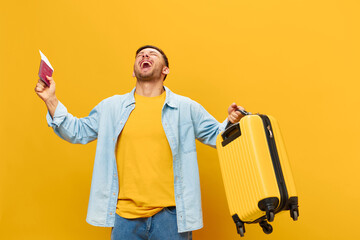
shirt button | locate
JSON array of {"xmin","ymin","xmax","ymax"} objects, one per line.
[
  {"xmin": 113, "ymin": 193, "xmax": 116, "ymax": 196},
  {"xmin": 112, "ymin": 138, "xmax": 115, "ymax": 141},
  {"xmin": 109, "ymin": 212, "xmax": 113, "ymax": 215},
  {"xmin": 120, "ymin": 121, "xmax": 123, "ymax": 125}
]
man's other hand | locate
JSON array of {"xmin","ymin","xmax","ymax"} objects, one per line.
[{"xmin": 227, "ymin": 103, "xmax": 245, "ymax": 124}]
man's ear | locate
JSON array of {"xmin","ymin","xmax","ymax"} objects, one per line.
[
  {"xmin": 132, "ymin": 71, "xmax": 135, "ymax": 77},
  {"xmin": 162, "ymin": 67, "xmax": 170, "ymax": 75}
]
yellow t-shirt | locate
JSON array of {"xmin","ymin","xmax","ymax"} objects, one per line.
[{"xmin": 115, "ymin": 91, "xmax": 175, "ymax": 218}]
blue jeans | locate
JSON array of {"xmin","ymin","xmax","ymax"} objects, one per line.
[{"xmin": 111, "ymin": 207, "xmax": 192, "ymax": 240}]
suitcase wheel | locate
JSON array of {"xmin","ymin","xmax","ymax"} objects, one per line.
[
  {"xmin": 238, "ymin": 225, "xmax": 245, "ymax": 237},
  {"xmin": 290, "ymin": 208, "xmax": 299, "ymax": 221},
  {"xmin": 232, "ymin": 214, "xmax": 246, "ymax": 237},
  {"xmin": 235, "ymin": 221, "xmax": 245, "ymax": 237},
  {"xmin": 259, "ymin": 220, "xmax": 273, "ymax": 235},
  {"xmin": 262, "ymin": 224, "xmax": 273, "ymax": 234},
  {"xmin": 266, "ymin": 210, "xmax": 275, "ymax": 222},
  {"xmin": 290, "ymin": 204, "xmax": 299, "ymax": 221},
  {"xmin": 258, "ymin": 198, "xmax": 278, "ymax": 222},
  {"xmin": 289, "ymin": 198, "xmax": 299, "ymax": 221}
]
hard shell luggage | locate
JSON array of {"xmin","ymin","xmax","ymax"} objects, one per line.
[{"xmin": 216, "ymin": 111, "xmax": 299, "ymax": 237}]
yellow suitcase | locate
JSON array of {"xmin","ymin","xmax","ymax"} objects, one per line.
[{"xmin": 216, "ymin": 111, "xmax": 299, "ymax": 237}]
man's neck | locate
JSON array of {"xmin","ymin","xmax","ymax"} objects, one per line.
[{"xmin": 135, "ymin": 80, "xmax": 165, "ymax": 97}]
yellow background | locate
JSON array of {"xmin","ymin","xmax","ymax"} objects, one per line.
[{"xmin": 1, "ymin": 0, "xmax": 359, "ymax": 239}]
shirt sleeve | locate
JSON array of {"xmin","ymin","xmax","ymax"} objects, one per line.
[
  {"xmin": 191, "ymin": 101, "xmax": 228, "ymax": 149},
  {"xmin": 46, "ymin": 100, "xmax": 100, "ymax": 144}
]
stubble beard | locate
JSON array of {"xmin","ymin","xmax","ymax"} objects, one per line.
[
  {"xmin": 134, "ymin": 67, "xmax": 162, "ymax": 82},
  {"xmin": 136, "ymin": 72, "xmax": 154, "ymax": 82}
]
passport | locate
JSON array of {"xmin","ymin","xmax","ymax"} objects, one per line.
[{"xmin": 38, "ymin": 50, "xmax": 54, "ymax": 86}]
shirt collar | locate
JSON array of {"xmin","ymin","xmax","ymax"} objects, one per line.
[
  {"xmin": 124, "ymin": 88, "xmax": 136, "ymax": 108},
  {"xmin": 163, "ymin": 86, "xmax": 178, "ymax": 109}
]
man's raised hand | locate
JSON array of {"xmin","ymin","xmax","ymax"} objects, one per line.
[{"xmin": 35, "ymin": 76, "xmax": 58, "ymax": 118}]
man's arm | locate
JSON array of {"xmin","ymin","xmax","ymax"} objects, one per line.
[
  {"xmin": 35, "ymin": 76, "xmax": 99, "ymax": 144},
  {"xmin": 191, "ymin": 102, "xmax": 245, "ymax": 148}
]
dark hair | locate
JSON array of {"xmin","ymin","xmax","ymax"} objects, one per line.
[{"xmin": 136, "ymin": 45, "xmax": 169, "ymax": 80}]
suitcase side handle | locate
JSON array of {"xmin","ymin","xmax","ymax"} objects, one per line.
[{"xmin": 221, "ymin": 122, "xmax": 242, "ymax": 147}]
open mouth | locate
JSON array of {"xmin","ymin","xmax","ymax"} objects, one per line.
[{"xmin": 140, "ymin": 60, "xmax": 152, "ymax": 69}]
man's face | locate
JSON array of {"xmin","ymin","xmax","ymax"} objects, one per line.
[{"xmin": 133, "ymin": 48, "xmax": 168, "ymax": 81}]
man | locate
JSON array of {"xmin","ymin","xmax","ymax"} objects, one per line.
[{"xmin": 35, "ymin": 45, "xmax": 244, "ymax": 240}]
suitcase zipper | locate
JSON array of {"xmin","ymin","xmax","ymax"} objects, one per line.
[{"xmin": 259, "ymin": 115, "xmax": 288, "ymax": 214}]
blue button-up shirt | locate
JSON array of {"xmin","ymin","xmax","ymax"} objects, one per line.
[{"xmin": 46, "ymin": 86, "xmax": 227, "ymax": 233}]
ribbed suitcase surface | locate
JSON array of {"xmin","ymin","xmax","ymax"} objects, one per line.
[{"xmin": 216, "ymin": 114, "xmax": 298, "ymax": 236}]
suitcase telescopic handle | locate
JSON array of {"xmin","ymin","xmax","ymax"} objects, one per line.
[{"xmin": 237, "ymin": 109, "xmax": 250, "ymax": 116}]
